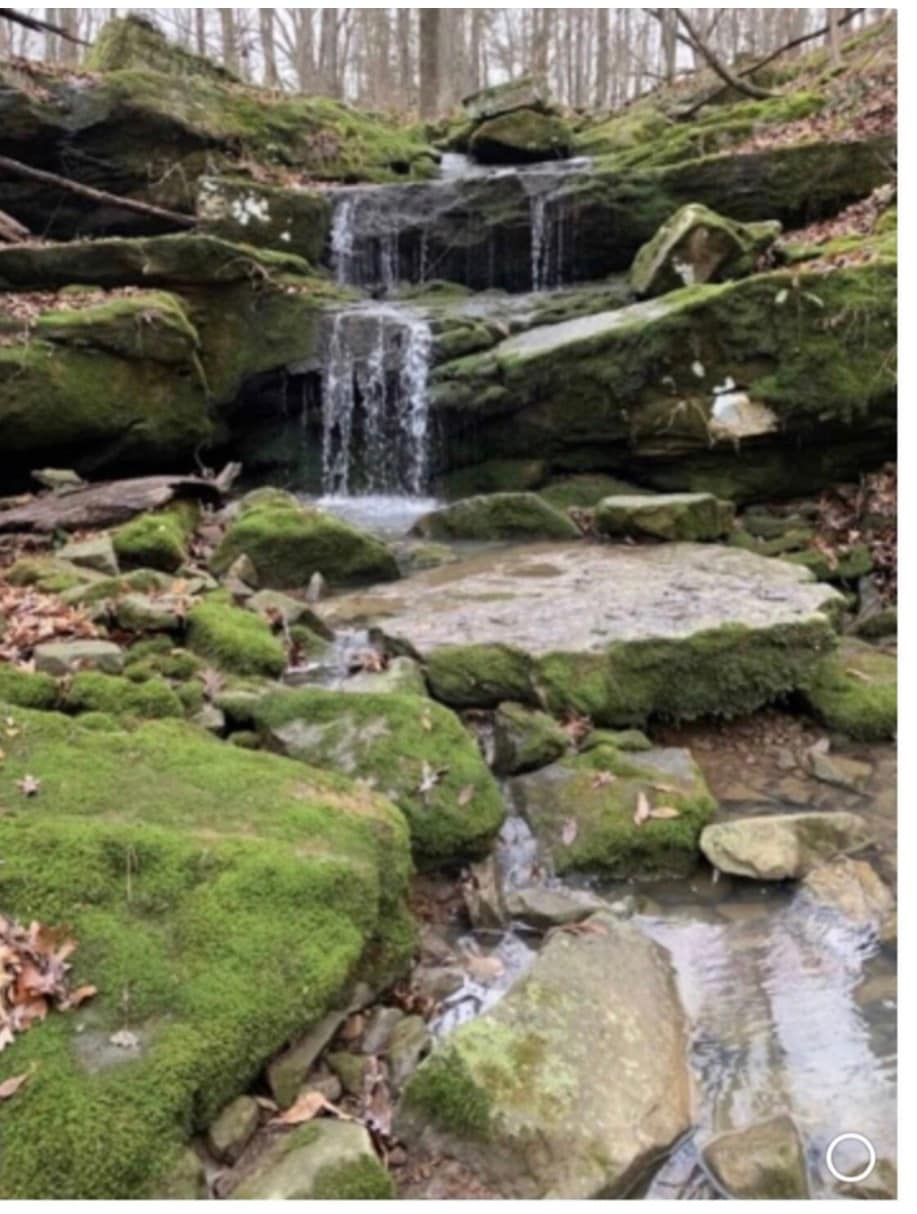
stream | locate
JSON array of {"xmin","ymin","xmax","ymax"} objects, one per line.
[{"xmin": 269, "ymin": 149, "xmax": 897, "ymax": 1199}]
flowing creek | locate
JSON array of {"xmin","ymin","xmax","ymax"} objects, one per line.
[{"xmin": 272, "ymin": 149, "xmax": 898, "ymax": 1198}]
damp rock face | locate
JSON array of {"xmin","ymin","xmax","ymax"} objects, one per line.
[
  {"xmin": 594, "ymin": 491, "xmax": 734, "ymax": 541},
  {"xmin": 396, "ymin": 912, "xmax": 692, "ymax": 1197},
  {"xmin": 327, "ymin": 542, "xmax": 842, "ymax": 725}
]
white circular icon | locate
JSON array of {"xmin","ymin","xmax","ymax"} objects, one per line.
[{"xmin": 825, "ymin": 1133, "xmax": 877, "ymax": 1184}]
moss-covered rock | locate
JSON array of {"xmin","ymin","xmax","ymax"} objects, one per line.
[
  {"xmin": 799, "ymin": 638, "xmax": 896, "ymax": 740},
  {"xmin": 396, "ymin": 913, "xmax": 691, "ymax": 1197},
  {"xmin": 186, "ymin": 594, "xmax": 287, "ymax": 677},
  {"xmin": 112, "ymin": 502, "xmax": 198, "ymax": 572},
  {"xmin": 436, "ymin": 458, "xmax": 548, "ymax": 500},
  {"xmin": 34, "ymin": 292, "xmax": 200, "ymax": 364},
  {"xmin": 254, "ymin": 688, "xmax": 504, "ymax": 866},
  {"xmin": 595, "ymin": 491, "xmax": 734, "ymax": 541},
  {"xmin": 212, "ymin": 498, "xmax": 399, "ymax": 590},
  {"xmin": 492, "ymin": 701, "xmax": 568, "ymax": 775},
  {"xmin": 231, "ymin": 1120, "xmax": 394, "ymax": 1199},
  {"xmin": 509, "ymin": 742, "xmax": 715, "ymax": 876},
  {"xmin": 197, "ymin": 176, "xmax": 331, "ymax": 263},
  {"xmin": 0, "ymin": 665, "xmax": 59, "ymax": 710},
  {"xmin": 424, "ymin": 644, "xmax": 536, "ymax": 709},
  {"xmin": 5, "ymin": 556, "xmax": 103, "ymax": 596},
  {"xmin": 412, "ymin": 493, "xmax": 580, "ymax": 542},
  {"xmin": 0, "ymin": 704, "xmax": 412, "ymax": 1198},
  {"xmin": 700, "ymin": 810, "xmax": 871, "ymax": 880},
  {"xmin": 62, "ymin": 671, "xmax": 184, "ymax": 719},
  {"xmin": 630, "ymin": 203, "xmax": 780, "ymax": 298},
  {"xmin": 538, "ymin": 473, "xmax": 646, "ymax": 510},
  {"xmin": 702, "ymin": 1116, "xmax": 809, "ymax": 1199},
  {"xmin": 469, "ymin": 109, "xmax": 572, "ymax": 164}
]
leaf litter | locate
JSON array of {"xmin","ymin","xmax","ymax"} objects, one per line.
[{"xmin": 0, "ymin": 915, "xmax": 95, "ymax": 1052}]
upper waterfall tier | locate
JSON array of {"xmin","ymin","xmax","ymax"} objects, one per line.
[{"xmin": 329, "ymin": 157, "xmax": 593, "ymax": 294}]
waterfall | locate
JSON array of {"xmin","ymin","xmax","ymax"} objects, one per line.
[
  {"xmin": 320, "ymin": 305, "xmax": 432, "ymax": 497},
  {"xmin": 330, "ymin": 196, "xmax": 355, "ymax": 286}
]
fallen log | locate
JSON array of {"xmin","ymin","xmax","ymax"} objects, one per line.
[
  {"xmin": 0, "ymin": 473, "xmax": 225, "ymax": 533},
  {"xmin": 0, "ymin": 156, "xmax": 197, "ymax": 229},
  {"xmin": 0, "ymin": 207, "xmax": 31, "ymax": 244}
]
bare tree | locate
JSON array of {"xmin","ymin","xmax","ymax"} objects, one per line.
[{"xmin": 418, "ymin": 8, "xmax": 440, "ymax": 118}]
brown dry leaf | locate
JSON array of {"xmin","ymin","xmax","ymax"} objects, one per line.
[
  {"xmin": 457, "ymin": 785, "xmax": 475, "ymax": 807},
  {"xmin": 561, "ymin": 816, "xmax": 578, "ymax": 846},
  {"xmin": 633, "ymin": 790, "xmax": 651, "ymax": 826},
  {"xmin": 271, "ymin": 1089, "xmax": 331, "ymax": 1126},
  {"xmin": 16, "ymin": 774, "xmax": 40, "ymax": 797},
  {"xmin": 61, "ymin": 983, "xmax": 97, "ymax": 1009},
  {"xmin": 0, "ymin": 1068, "xmax": 33, "ymax": 1101},
  {"xmin": 590, "ymin": 770, "xmax": 617, "ymax": 789},
  {"xmin": 561, "ymin": 712, "xmax": 592, "ymax": 746},
  {"xmin": 420, "ymin": 711, "xmax": 433, "ymax": 732},
  {"xmin": 648, "ymin": 805, "xmax": 681, "ymax": 821}
]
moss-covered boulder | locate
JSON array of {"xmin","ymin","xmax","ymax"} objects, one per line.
[
  {"xmin": 396, "ymin": 912, "xmax": 691, "ymax": 1197},
  {"xmin": 0, "ymin": 665, "xmax": 59, "ymax": 710},
  {"xmin": 112, "ymin": 502, "xmax": 198, "ymax": 572},
  {"xmin": 799, "ymin": 638, "xmax": 896, "ymax": 740},
  {"xmin": 0, "ymin": 705, "xmax": 412, "ymax": 1198},
  {"xmin": 630, "ymin": 203, "xmax": 780, "ymax": 298},
  {"xmin": 197, "ymin": 177, "xmax": 331, "ymax": 263},
  {"xmin": 462, "ymin": 75, "xmax": 550, "ymax": 123},
  {"xmin": 412, "ymin": 493, "xmax": 579, "ymax": 542},
  {"xmin": 469, "ymin": 109, "xmax": 572, "ymax": 165},
  {"xmin": 186, "ymin": 594, "xmax": 287, "ymax": 677},
  {"xmin": 595, "ymin": 492, "xmax": 734, "ymax": 541},
  {"xmin": 212, "ymin": 497, "xmax": 399, "ymax": 590},
  {"xmin": 61, "ymin": 671, "xmax": 184, "ymax": 719},
  {"xmin": 254, "ymin": 688, "xmax": 504, "ymax": 866},
  {"xmin": 331, "ymin": 543, "xmax": 842, "ymax": 724},
  {"xmin": 492, "ymin": 701, "xmax": 568, "ymax": 775},
  {"xmin": 509, "ymin": 742, "xmax": 715, "ymax": 876},
  {"xmin": 538, "ymin": 473, "xmax": 646, "ymax": 510},
  {"xmin": 231, "ymin": 1120, "xmax": 393, "ymax": 1199},
  {"xmin": 430, "ymin": 256, "xmax": 896, "ymax": 500}
]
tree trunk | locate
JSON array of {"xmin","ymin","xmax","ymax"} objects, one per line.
[
  {"xmin": 260, "ymin": 8, "xmax": 279, "ymax": 87},
  {"xmin": 319, "ymin": 8, "xmax": 339, "ymax": 96},
  {"xmin": 828, "ymin": 9, "xmax": 843, "ymax": 69},
  {"xmin": 419, "ymin": 8, "xmax": 440, "ymax": 118},
  {"xmin": 194, "ymin": 8, "xmax": 206, "ymax": 57},
  {"xmin": 595, "ymin": 7, "xmax": 609, "ymax": 108},
  {"xmin": 219, "ymin": 8, "xmax": 238, "ymax": 74}
]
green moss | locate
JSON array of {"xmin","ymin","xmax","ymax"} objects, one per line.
[
  {"xmin": 436, "ymin": 459, "xmax": 547, "ymax": 500},
  {"xmin": 254, "ymin": 688, "xmax": 504, "ymax": 866},
  {"xmin": 311, "ymin": 1156, "xmax": 395, "ymax": 1199},
  {"xmin": 401, "ymin": 1042, "xmax": 492, "ymax": 1139},
  {"xmin": 64, "ymin": 568, "xmax": 175, "ymax": 607},
  {"xmin": 198, "ymin": 177, "xmax": 332, "ymax": 263},
  {"xmin": 187, "ymin": 594, "xmax": 286, "ymax": 677},
  {"xmin": 62, "ymin": 672, "xmax": 183, "ymax": 719},
  {"xmin": 35, "ymin": 293, "xmax": 200, "ymax": 365},
  {"xmin": 539, "ymin": 474, "xmax": 643, "ymax": 510},
  {"xmin": 124, "ymin": 641, "xmax": 203, "ymax": 684},
  {"xmin": 470, "ymin": 110, "xmax": 572, "ymax": 164},
  {"xmin": 113, "ymin": 502, "xmax": 198, "ymax": 572},
  {"xmin": 5, "ymin": 556, "xmax": 99, "ymax": 595},
  {"xmin": 783, "ymin": 543, "xmax": 873, "ymax": 582},
  {"xmin": 800, "ymin": 639, "xmax": 896, "ymax": 740},
  {"xmin": 211, "ymin": 500, "xmax": 399, "ymax": 590},
  {"xmin": 413, "ymin": 493, "xmax": 580, "ymax": 542},
  {"xmin": 0, "ymin": 704, "xmax": 411, "ymax": 1198},
  {"xmin": 0, "ymin": 665, "xmax": 59, "ymax": 710},
  {"xmin": 425, "ymin": 644, "xmax": 536, "ymax": 709}
]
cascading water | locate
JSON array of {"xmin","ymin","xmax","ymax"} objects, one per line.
[{"xmin": 320, "ymin": 303, "xmax": 432, "ymax": 497}]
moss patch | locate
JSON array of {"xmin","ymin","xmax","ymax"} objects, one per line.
[
  {"xmin": 112, "ymin": 502, "xmax": 199, "ymax": 572},
  {"xmin": 800, "ymin": 638, "xmax": 896, "ymax": 740},
  {"xmin": 0, "ymin": 704, "xmax": 412, "ymax": 1198},
  {"xmin": 212, "ymin": 499, "xmax": 399, "ymax": 590},
  {"xmin": 62, "ymin": 672, "xmax": 184, "ymax": 719},
  {"xmin": 186, "ymin": 594, "xmax": 286, "ymax": 678},
  {"xmin": 0, "ymin": 666, "xmax": 59, "ymax": 710}
]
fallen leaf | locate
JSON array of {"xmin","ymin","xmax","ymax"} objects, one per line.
[
  {"xmin": 561, "ymin": 816, "xmax": 578, "ymax": 846},
  {"xmin": 0, "ymin": 1068, "xmax": 32, "ymax": 1100},
  {"xmin": 418, "ymin": 760, "xmax": 447, "ymax": 796},
  {"xmin": 109, "ymin": 1029, "xmax": 139, "ymax": 1049},
  {"xmin": 590, "ymin": 770, "xmax": 617, "ymax": 789},
  {"xmin": 461, "ymin": 950, "xmax": 505, "ymax": 982},
  {"xmin": 420, "ymin": 711, "xmax": 433, "ymax": 732},
  {"xmin": 61, "ymin": 984, "xmax": 97, "ymax": 1009},
  {"xmin": 457, "ymin": 785, "xmax": 475, "ymax": 806},
  {"xmin": 648, "ymin": 805, "xmax": 681, "ymax": 820},
  {"xmin": 271, "ymin": 1089, "xmax": 330, "ymax": 1126},
  {"xmin": 16, "ymin": 774, "xmax": 40, "ymax": 797},
  {"xmin": 633, "ymin": 790, "xmax": 651, "ymax": 826}
]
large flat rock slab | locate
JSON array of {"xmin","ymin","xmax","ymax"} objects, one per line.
[{"xmin": 327, "ymin": 542, "xmax": 842, "ymax": 725}]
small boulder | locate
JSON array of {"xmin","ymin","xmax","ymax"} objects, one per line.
[
  {"xmin": 396, "ymin": 912, "xmax": 691, "ymax": 1197},
  {"xmin": 630, "ymin": 203, "xmax": 781, "ymax": 298},
  {"xmin": 114, "ymin": 593, "xmax": 183, "ymax": 634},
  {"xmin": 804, "ymin": 746, "xmax": 872, "ymax": 792},
  {"xmin": 470, "ymin": 109, "xmax": 572, "ymax": 165},
  {"xmin": 462, "ymin": 856, "xmax": 507, "ymax": 930},
  {"xmin": 702, "ymin": 1115, "xmax": 809, "ymax": 1199},
  {"xmin": 267, "ymin": 1010, "xmax": 349, "ymax": 1108},
  {"xmin": 504, "ymin": 885, "xmax": 606, "ymax": 929},
  {"xmin": 800, "ymin": 639, "xmax": 896, "ymax": 741},
  {"xmin": 594, "ymin": 492, "xmax": 734, "ymax": 542},
  {"xmin": 800, "ymin": 857, "xmax": 894, "ymax": 931},
  {"xmin": 212, "ymin": 496, "xmax": 399, "ymax": 590},
  {"xmin": 230, "ymin": 1120, "xmax": 393, "ymax": 1199},
  {"xmin": 33, "ymin": 639, "xmax": 124, "ymax": 677},
  {"xmin": 58, "ymin": 534, "xmax": 119, "ymax": 576},
  {"xmin": 700, "ymin": 811, "xmax": 872, "ymax": 880},
  {"xmin": 206, "ymin": 1095, "xmax": 260, "ymax": 1164},
  {"xmin": 344, "ymin": 655, "xmax": 427, "ymax": 697},
  {"xmin": 509, "ymin": 742, "xmax": 715, "ymax": 877},
  {"xmin": 462, "ymin": 74, "xmax": 550, "ymax": 123},
  {"xmin": 413, "ymin": 492, "xmax": 579, "ymax": 542},
  {"xmin": 492, "ymin": 701, "xmax": 568, "ymax": 775},
  {"xmin": 387, "ymin": 1015, "xmax": 431, "ymax": 1091}
]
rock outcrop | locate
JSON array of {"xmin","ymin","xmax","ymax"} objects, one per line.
[{"xmin": 700, "ymin": 810, "xmax": 871, "ymax": 880}]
